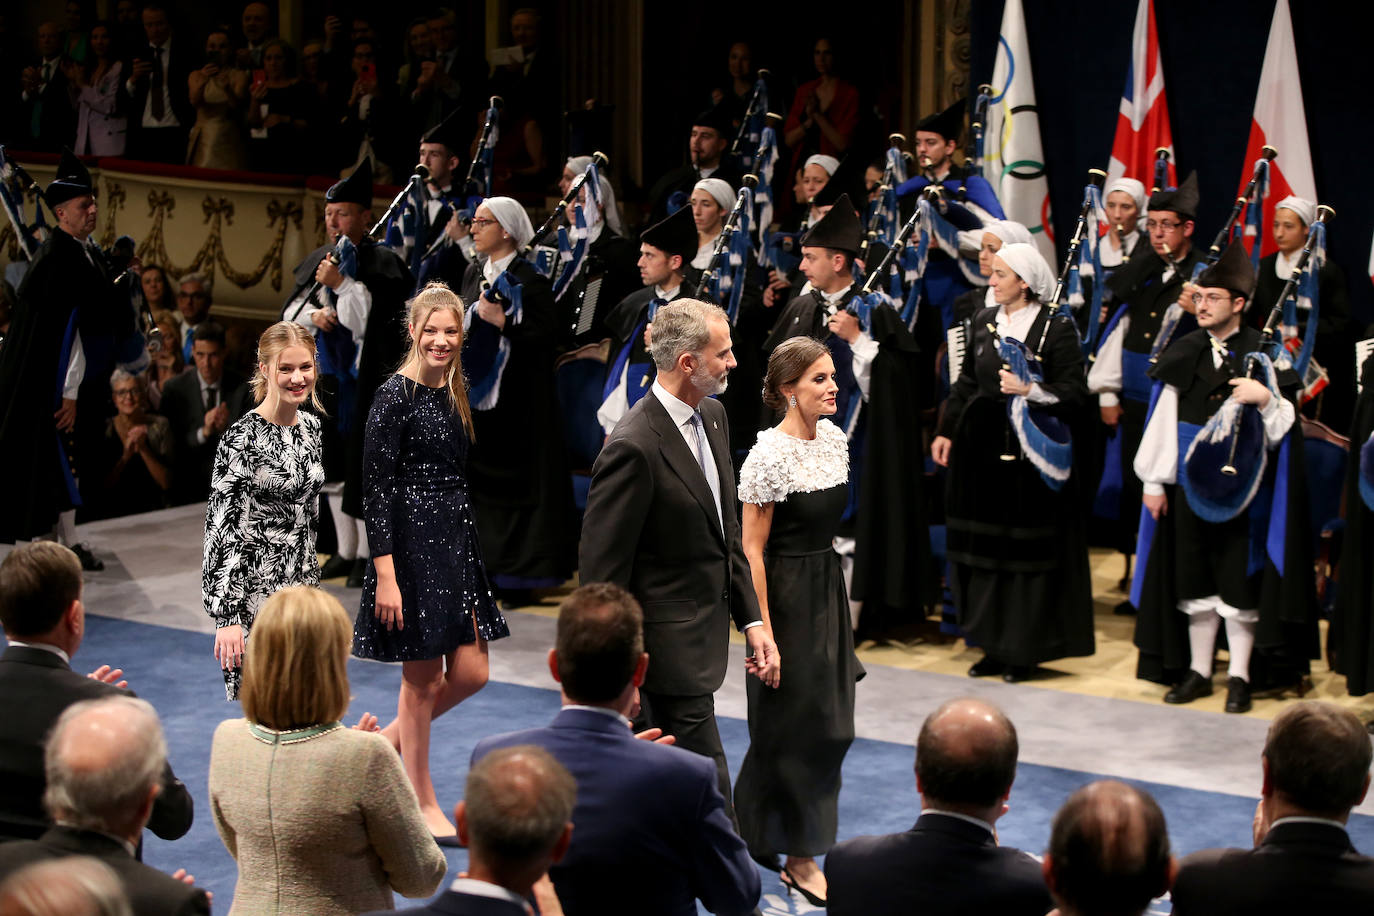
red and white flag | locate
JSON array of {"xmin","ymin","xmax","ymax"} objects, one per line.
[
  {"xmin": 1107, "ymin": 0, "xmax": 1175, "ymax": 190},
  {"xmin": 1240, "ymin": 0, "xmax": 1317, "ymax": 258}
]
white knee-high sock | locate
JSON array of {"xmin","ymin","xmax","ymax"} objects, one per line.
[
  {"xmin": 55, "ymin": 509, "xmax": 78, "ymax": 546},
  {"xmin": 1224, "ymin": 617, "xmax": 1256, "ymax": 682},
  {"xmin": 327, "ymin": 492, "xmax": 356, "ymax": 559},
  {"xmin": 1188, "ymin": 611, "xmax": 1221, "ymax": 679},
  {"xmin": 354, "ymin": 518, "xmax": 369, "ymax": 559}
]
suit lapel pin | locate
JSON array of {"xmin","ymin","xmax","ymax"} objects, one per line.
[{"xmin": 713, "ymin": 420, "xmax": 718, "ymax": 429}]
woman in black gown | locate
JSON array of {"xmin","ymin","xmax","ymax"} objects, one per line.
[
  {"xmin": 354, "ymin": 282, "xmax": 509, "ymax": 840},
  {"xmin": 734, "ymin": 336, "xmax": 860, "ymax": 907},
  {"xmin": 931, "ymin": 242, "xmax": 1094, "ymax": 682}
]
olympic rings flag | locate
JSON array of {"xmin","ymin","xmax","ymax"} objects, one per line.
[{"xmin": 982, "ymin": 0, "xmax": 1055, "ymax": 266}]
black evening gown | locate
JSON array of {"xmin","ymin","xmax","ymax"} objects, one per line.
[
  {"xmin": 733, "ymin": 422, "xmax": 862, "ymax": 857},
  {"xmin": 354, "ymin": 376, "xmax": 509, "ymax": 662}
]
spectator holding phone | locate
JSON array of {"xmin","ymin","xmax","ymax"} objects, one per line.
[
  {"xmin": 125, "ymin": 2, "xmax": 193, "ymax": 163},
  {"xmin": 247, "ymin": 39, "xmax": 311, "ymax": 174},
  {"xmin": 187, "ymin": 27, "xmax": 248, "ymax": 169}
]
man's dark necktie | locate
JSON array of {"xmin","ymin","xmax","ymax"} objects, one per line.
[{"xmin": 151, "ymin": 47, "xmax": 165, "ymax": 119}]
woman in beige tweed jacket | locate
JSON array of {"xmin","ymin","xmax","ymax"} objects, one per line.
[{"xmin": 209, "ymin": 586, "xmax": 447, "ymax": 914}]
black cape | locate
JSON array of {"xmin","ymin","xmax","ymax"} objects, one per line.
[{"xmin": 1332, "ymin": 352, "xmax": 1374, "ymax": 694}]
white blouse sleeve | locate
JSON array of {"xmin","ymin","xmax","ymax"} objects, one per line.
[
  {"xmin": 1134, "ymin": 384, "xmax": 1179, "ymax": 496},
  {"xmin": 737, "ymin": 431, "xmax": 788, "ymax": 506}
]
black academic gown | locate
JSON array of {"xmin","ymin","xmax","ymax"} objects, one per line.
[
  {"xmin": 1332, "ymin": 352, "xmax": 1374, "ymax": 694},
  {"xmin": 559, "ymin": 229, "xmax": 642, "ymax": 351},
  {"xmin": 460, "ymin": 256, "xmax": 576, "ymax": 584},
  {"xmin": 601, "ymin": 270, "xmax": 703, "ymax": 420},
  {"xmin": 764, "ymin": 285, "xmax": 933, "ymax": 624},
  {"xmin": 647, "ymin": 161, "xmax": 743, "ymax": 226},
  {"xmin": 0, "ymin": 230, "xmax": 129, "ymax": 541},
  {"xmin": 282, "ymin": 240, "xmax": 413, "ymax": 516},
  {"xmin": 1132, "ymin": 326, "xmax": 1320, "ymax": 688}
]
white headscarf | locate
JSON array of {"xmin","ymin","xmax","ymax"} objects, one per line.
[
  {"xmin": 983, "ymin": 219, "xmax": 1032, "ymax": 248},
  {"xmin": 565, "ymin": 156, "xmax": 626, "ymax": 236},
  {"xmin": 693, "ymin": 178, "xmax": 735, "ymax": 212},
  {"xmin": 1105, "ymin": 177, "xmax": 1147, "ymax": 213},
  {"xmin": 1275, "ymin": 195, "xmax": 1316, "ymax": 228},
  {"xmin": 482, "ymin": 196, "xmax": 536, "ymax": 250},
  {"xmin": 805, "ymin": 154, "xmax": 840, "ymax": 176},
  {"xmin": 996, "ymin": 242, "xmax": 1055, "ymax": 301}
]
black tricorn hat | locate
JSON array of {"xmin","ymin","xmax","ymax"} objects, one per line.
[
  {"xmin": 44, "ymin": 147, "xmax": 93, "ymax": 207},
  {"xmin": 421, "ymin": 109, "xmax": 465, "ymax": 154},
  {"xmin": 800, "ymin": 193, "xmax": 862, "ymax": 256},
  {"xmin": 692, "ymin": 104, "xmax": 735, "ymax": 138},
  {"xmin": 1148, "ymin": 170, "xmax": 1198, "ymax": 221},
  {"xmin": 326, "ymin": 157, "xmax": 374, "ymax": 208},
  {"xmin": 640, "ymin": 203, "xmax": 698, "ymax": 264},
  {"xmin": 1196, "ymin": 240, "xmax": 1256, "ymax": 297},
  {"xmin": 915, "ymin": 100, "xmax": 964, "ymax": 142}
]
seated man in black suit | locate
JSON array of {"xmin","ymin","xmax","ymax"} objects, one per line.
[
  {"xmin": 1171, "ymin": 701, "xmax": 1374, "ymax": 914},
  {"xmin": 0, "ymin": 542, "xmax": 193, "ymax": 842},
  {"xmin": 825, "ymin": 698, "xmax": 1052, "ymax": 916},
  {"xmin": 1043, "ymin": 781, "xmax": 1174, "ymax": 916},
  {"xmin": 159, "ymin": 321, "xmax": 249, "ymax": 504},
  {"xmin": 376, "ymin": 745, "xmax": 573, "ymax": 916},
  {"xmin": 0, "ymin": 696, "xmax": 209, "ymax": 915},
  {"xmin": 471, "ymin": 582, "xmax": 760, "ymax": 916}
]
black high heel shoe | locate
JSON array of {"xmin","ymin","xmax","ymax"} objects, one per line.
[{"xmin": 780, "ymin": 866, "xmax": 826, "ymax": 907}]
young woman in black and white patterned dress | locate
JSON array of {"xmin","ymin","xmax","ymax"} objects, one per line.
[{"xmin": 202, "ymin": 322, "xmax": 325, "ymax": 700}]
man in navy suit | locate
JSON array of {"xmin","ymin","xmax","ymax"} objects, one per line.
[
  {"xmin": 472, "ymin": 583, "xmax": 761, "ymax": 916},
  {"xmin": 378, "ymin": 745, "xmax": 574, "ymax": 916},
  {"xmin": 1171, "ymin": 701, "xmax": 1374, "ymax": 914},
  {"xmin": 825, "ymin": 698, "xmax": 1052, "ymax": 916}
]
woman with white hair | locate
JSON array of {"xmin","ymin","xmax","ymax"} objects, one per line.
[
  {"xmin": 458, "ymin": 197, "xmax": 575, "ymax": 607},
  {"xmin": 1246, "ymin": 195, "xmax": 1355, "ymax": 429},
  {"xmin": 931, "ymin": 243, "xmax": 1094, "ymax": 682},
  {"xmin": 556, "ymin": 157, "xmax": 640, "ymax": 347}
]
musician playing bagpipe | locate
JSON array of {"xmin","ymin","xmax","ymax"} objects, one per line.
[
  {"xmin": 598, "ymin": 205, "xmax": 700, "ymax": 436},
  {"xmin": 0, "ymin": 148, "xmax": 133, "ymax": 552},
  {"xmin": 762, "ymin": 194, "xmax": 930, "ymax": 634},
  {"xmin": 401, "ymin": 110, "xmax": 475, "ymax": 285},
  {"xmin": 1088, "ymin": 173, "xmax": 1204, "ymax": 593},
  {"xmin": 556, "ymin": 155, "xmax": 641, "ymax": 350},
  {"xmin": 646, "ymin": 105, "xmax": 743, "ymax": 226},
  {"xmin": 1332, "ymin": 344, "xmax": 1374, "ymax": 698},
  {"xmin": 1131, "ymin": 242, "xmax": 1319, "ymax": 713},
  {"xmin": 283, "ymin": 158, "xmax": 413, "ymax": 583},
  {"xmin": 459, "ymin": 196, "xmax": 575, "ymax": 601},
  {"xmin": 931, "ymin": 243, "xmax": 1094, "ymax": 683}
]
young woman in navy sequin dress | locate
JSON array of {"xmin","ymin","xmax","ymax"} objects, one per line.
[{"xmin": 353, "ymin": 282, "xmax": 509, "ymax": 839}]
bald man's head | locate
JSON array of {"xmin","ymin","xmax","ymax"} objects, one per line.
[
  {"xmin": 44, "ymin": 696, "xmax": 167, "ymax": 840},
  {"xmin": 915, "ymin": 698, "xmax": 1018, "ymax": 811},
  {"xmin": 1046, "ymin": 781, "xmax": 1173, "ymax": 916}
]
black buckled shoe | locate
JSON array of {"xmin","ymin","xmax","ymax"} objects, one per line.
[
  {"xmin": 346, "ymin": 557, "xmax": 367, "ymax": 588},
  {"xmin": 968, "ymin": 656, "xmax": 1006, "ymax": 678},
  {"xmin": 1164, "ymin": 670, "xmax": 1213, "ymax": 705},
  {"xmin": 319, "ymin": 554, "xmax": 353, "ymax": 579},
  {"xmin": 1002, "ymin": 665, "xmax": 1032, "ymax": 683},
  {"xmin": 1224, "ymin": 677, "xmax": 1252, "ymax": 714},
  {"xmin": 71, "ymin": 543, "xmax": 104, "ymax": 572}
]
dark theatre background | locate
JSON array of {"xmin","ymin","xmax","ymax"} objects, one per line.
[{"xmin": 970, "ymin": 0, "xmax": 1374, "ymax": 328}]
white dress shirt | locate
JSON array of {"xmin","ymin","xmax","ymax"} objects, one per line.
[{"xmin": 127, "ymin": 39, "xmax": 180, "ymax": 128}]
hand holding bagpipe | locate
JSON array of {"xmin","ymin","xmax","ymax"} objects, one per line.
[{"xmin": 523, "ymin": 151, "xmax": 608, "ymax": 256}]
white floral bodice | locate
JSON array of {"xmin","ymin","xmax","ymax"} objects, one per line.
[{"xmin": 737, "ymin": 419, "xmax": 849, "ymax": 506}]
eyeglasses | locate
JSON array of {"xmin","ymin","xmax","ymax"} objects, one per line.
[
  {"xmin": 1145, "ymin": 219, "xmax": 1182, "ymax": 232},
  {"xmin": 112, "ymin": 388, "xmax": 139, "ymax": 400},
  {"xmin": 469, "ymin": 217, "xmax": 496, "ymax": 230},
  {"xmin": 177, "ymin": 291, "xmax": 209, "ymax": 301},
  {"xmin": 1191, "ymin": 292, "xmax": 1235, "ymax": 307}
]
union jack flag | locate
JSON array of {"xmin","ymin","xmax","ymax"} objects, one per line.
[{"xmin": 1108, "ymin": 0, "xmax": 1176, "ymax": 190}]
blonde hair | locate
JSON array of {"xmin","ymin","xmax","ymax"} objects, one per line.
[
  {"xmin": 398, "ymin": 281, "xmax": 475, "ymax": 439},
  {"xmin": 251, "ymin": 321, "xmax": 324, "ymax": 411},
  {"xmin": 239, "ymin": 586, "xmax": 352, "ymax": 729}
]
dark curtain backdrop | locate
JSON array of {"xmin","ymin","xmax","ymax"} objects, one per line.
[{"xmin": 970, "ymin": 0, "xmax": 1374, "ymax": 326}]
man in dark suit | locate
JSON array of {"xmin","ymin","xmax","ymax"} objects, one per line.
[
  {"xmin": 377, "ymin": 745, "xmax": 573, "ymax": 916},
  {"xmin": 646, "ymin": 106, "xmax": 742, "ymax": 226},
  {"xmin": 159, "ymin": 321, "xmax": 249, "ymax": 505},
  {"xmin": 1171, "ymin": 701, "xmax": 1374, "ymax": 914},
  {"xmin": 1043, "ymin": 781, "xmax": 1174, "ymax": 916},
  {"xmin": 825, "ymin": 698, "xmax": 1053, "ymax": 916},
  {"xmin": 0, "ymin": 542, "xmax": 194, "ymax": 842},
  {"xmin": 123, "ymin": 2, "xmax": 193, "ymax": 163},
  {"xmin": 0, "ymin": 695, "xmax": 209, "ymax": 915},
  {"xmin": 579, "ymin": 299, "xmax": 777, "ymax": 816},
  {"xmin": 472, "ymin": 583, "xmax": 761, "ymax": 916},
  {"xmin": 19, "ymin": 21, "xmax": 75, "ymax": 151}
]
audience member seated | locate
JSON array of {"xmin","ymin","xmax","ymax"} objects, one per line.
[
  {"xmin": 1043, "ymin": 781, "xmax": 1174, "ymax": 916},
  {"xmin": 160, "ymin": 321, "xmax": 249, "ymax": 505},
  {"xmin": 377, "ymin": 745, "xmax": 574, "ymax": 916},
  {"xmin": 146, "ymin": 308, "xmax": 183, "ymax": 411},
  {"xmin": 0, "ymin": 542, "xmax": 194, "ymax": 843},
  {"xmin": 124, "ymin": 3, "xmax": 193, "ymax": 165},
  {"xmin": 473, "ymin": 582, "xmax": 761, "ymax": 916},
  {"xmin": 245, "ymin": 39, "xmax": 312, "ymax": 174},
  {"xmin": 825, "ymin": 697, "xmax": 1053, "ymax": 916},
  {"xmin": 70, "ymin": 21, "xmax": 127, "ymax": 157},
  {"xmin": 1171, "ymin": 701, "xmax": 1374, "ymax": 914},
  {"xmin": 0, "ymin": 856, "xmax": 132, "ymax": 916},
  {"xmin": 139, "ymin": 263, "xmax": 176, "ymax": 317},
  {"xmin": 0, "ymin": 696, "xmax": 210, "ymax": 915},
  {"xmin": 20, "ymin": 21, "xmax": 75, "ymax": 152},
  {"xmin": 208, "ymin": 586, "xmax": 447, "ymax": 915},
  {"xmin": 186, "ymin": 27, "xmax": 248, "ymax": 170},
  {"xmin": 81, "ymin": 369, "xmax": 172, "ymax": 521}
]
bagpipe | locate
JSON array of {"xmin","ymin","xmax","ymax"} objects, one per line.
[
  {"xmin": 858, "ymin": 133, "xmax": 911, "ymax": 267},
  {"xmin": 986, "ymin": 319, "xmax": 1073, "ymax": 491},
  {"xmin": 851, "ymin": 185, "xmax": 943, "ymax": 333},
  {"xmin": 416, "ymin": 96, "xmax": 503, "ymax": 265},
  {"xmin": 1149, "ymin": 146, "xmax": 1277, "ymax": 365},
  {"xmin": 957, "ymin": 85, "xmax": 993, "ymax": 203},
  {"xmin": 522, "ymin": 150, "xmax": 608, "ymax": 267},
  {"xmin": 1051, "ymin": 168, "xmax": 1107, "ymax": 355},
  {"xmin": 729, "ymin": 71, "xmax": 770, "ymax": 173},
  {"xmin": 1181, "ymin": 204, "xmax": 1333, "ymax": 523},
  {"xmin": 752, "ymin": 112, "xmax": 782, "ymax": 266},
  {"xmin": 1150, "ymin": 147, "xmax": 1172, "ymax": 195},
  {"xmin": 0, "ymin": 146, "xmax": 47, "ymax": 260},
  {"xmin": 695, "ymin": 174, "xmax": 758, "ymax": 323}
]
